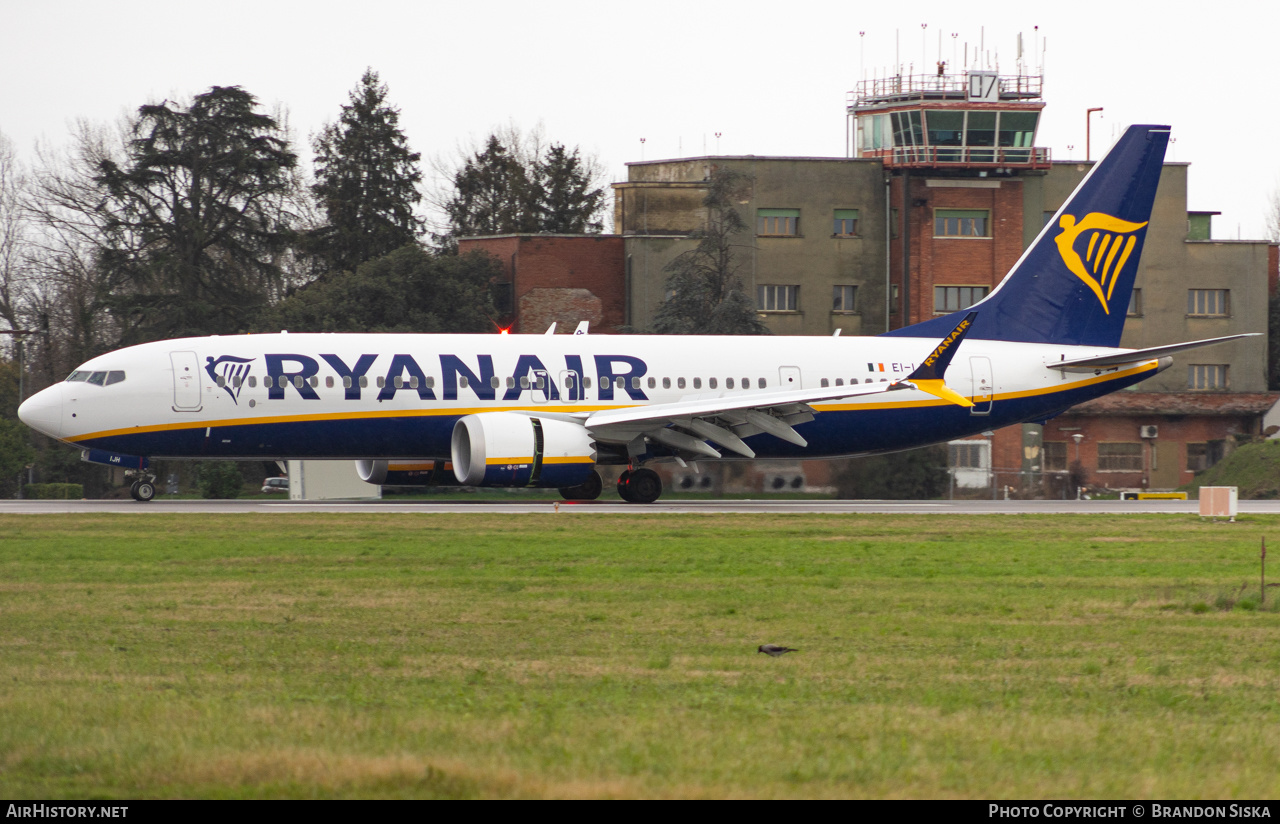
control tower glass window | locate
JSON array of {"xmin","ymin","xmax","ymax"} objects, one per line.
[
  {"xmin": 998, "ymin": 112, "xmax": 1038, "ymax": 148},
  {"xmin": 926, "ymin": 110, "xmax": 964, "ymax": 162},
  {"xmin": 891, "ymin": 111, "xmax": 922, "ymax": 146},
  {"xmin": 966, "ymin": 111, "xmax": 996, "ymax": 146},
  {"xmin": 925, "ymin": 110, "xmax": 964, "ymax": 145}
]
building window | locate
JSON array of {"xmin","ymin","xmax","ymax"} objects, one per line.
[
  {"xmin": 758, "ymin": 284, "xmax": 798, "ymax": 312},
  {"xmin": 1187, "ymin": 441, "xmax": 1225, "ymax": 472},
  {"xmin": 1098, "ymin": 443, "xmax": 1143, "ymax": 472},
  {"xmin": 934, "ymin": 209, "xmax": 989, "ymax": 237},
  {"xmin": 1188, "ymin": 364, "xmax": 1229, "ymax": 391},
  {"xmin": 950, "ymin": 442, "xmax": 987, "ymax": 469},
  {"xmin": 1187, "ymin": 289, "xmax": 1229, "ymax": 317},
  {"xmin": 832, "ymin": 285, "xmax": 857, "ymax": 313},
  {"xmin": 757, "ymin": 209, "xmax": 800, "ymax": 237},
  {"xmin": 1128, "ymin": 289, "xmax": 1143, "ymax": 317},
  {"xmin": 1043, "ymin": 441, "xmax": 1067, "ymax": 471},
  {"xmin": 934, "ymin": 285, "xmax": 989, "ymax": 314},
  {"xmin": 833, "ymin": 209, "xmax": 859, "ymax": 237},
  {"xmin": 890, "ymin": 284, "xmax": 900, "ymax": 314}
]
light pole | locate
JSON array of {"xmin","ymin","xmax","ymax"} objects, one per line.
[
  {"xmin": 1071, "ymin": 433, "xmax": 1085, "ymax": 499},
  {"xmin": 1086, "ymin": 108, "xmax": 1104, "ymax": 161}
]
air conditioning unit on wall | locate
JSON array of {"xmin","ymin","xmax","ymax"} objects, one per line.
[{"xmin": 1140, "ymin": 425, "xmax": 1159, "ymax": 439}]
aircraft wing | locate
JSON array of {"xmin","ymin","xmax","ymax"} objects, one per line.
[
  {"xmin": 582, "ymin": 381, "xmax": 901, "ymax": 458},
  {"xmin": 582, "ymin": 313, "xmax": 978, "ymax": 460},
  {"xmin": 1046, "ymin": 334, "xmax": 1259, "ymax": 372}
]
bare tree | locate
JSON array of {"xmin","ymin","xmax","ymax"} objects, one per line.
[
  {"xmin": 1267, "ymin": 183, "xmax": 1280, "ymax": 242},
  {"xmin": 0, "ymin": 130, "xmax": 38, "ymax": 343}
]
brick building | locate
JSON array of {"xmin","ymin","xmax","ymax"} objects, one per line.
[
  {"xmin": 457, "ymin": 234, "xmax": 626, "ymax": 334},
  {"xmin": 605, "ymin": 69, "xmax": 1278, "ymax": 495}
]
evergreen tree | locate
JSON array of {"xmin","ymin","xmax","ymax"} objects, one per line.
[
  {"xmin": 93, "ymin": 86, "xmax": 299, "ymax": 341},
  {"xmin": 535, "ymin": 143, "xmax": 605, "ymax": 233},
  {"xmin": 650, "ymin": 168, "xmax": 769, "ymax": 335},
  {"xmin": 443, "ymin": 135, "xmax": 538, "ymax": 243},
  {"xmin": 833, "ymin": 445, "xmax": 950, "ymax": 500},
  {"xmin": 308, "ymin": 69, "xmax": 423, "ymax": 274},
  {"xmin": 436, "ymin": 130, "xmax": 607, "ymax": 248},
  {"xmin": 267, "ymin": 245, "xmax": 499, "ymax": 335}
]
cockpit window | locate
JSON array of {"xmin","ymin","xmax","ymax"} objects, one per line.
[{"xmin": 65, "ymin": 369, "xmax": 126, "ymax": 385}]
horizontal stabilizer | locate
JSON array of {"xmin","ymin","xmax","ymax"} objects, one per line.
[{"xmin": 1046, "ymin": 334, "xmax": 1259, "ymax": 372}]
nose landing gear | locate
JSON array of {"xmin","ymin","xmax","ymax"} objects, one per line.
[{"xmin": 127, "ymin": 471, "xmax": 157, "ymax": 502}]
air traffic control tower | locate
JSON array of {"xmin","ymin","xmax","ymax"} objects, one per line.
[
  {"xmin": 846, "ymin": 69, "xmax": 1048, "ymax": 170},
  {"xmin": 846, "ymin": 65, "xmax": 1050, "ymax": 330}
]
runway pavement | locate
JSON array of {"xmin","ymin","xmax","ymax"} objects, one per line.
[{"xmin": 5, "ymin": 498, "xmax": 1280, "ymax": 515}]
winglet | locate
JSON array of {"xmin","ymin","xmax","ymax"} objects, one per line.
[{"xmin": 900, "ymin": 312, "xmax": 977, "ymax": 407}]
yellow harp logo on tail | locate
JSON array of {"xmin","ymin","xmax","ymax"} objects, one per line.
[{"xmin": 1054, "ymin": 212, "xmax": 1148, "ymax": 314}]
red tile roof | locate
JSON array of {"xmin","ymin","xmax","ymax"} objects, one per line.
[{"xmin": 1068, "ymin": 392, "xmax": 1280, "ymax": 416}]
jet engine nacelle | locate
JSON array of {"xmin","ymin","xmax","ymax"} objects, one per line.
[
  {"xmin": 355, "ymin": 459, "xmax": 463, "ymax": 487},
  {"xmin": 451, "ymin": 412, "xmax": 597, "ymax": 488}
]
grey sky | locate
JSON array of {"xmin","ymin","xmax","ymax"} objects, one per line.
[{"xmin": 3, "ymin": 0, "xmax": 1276, "ymax": 238}]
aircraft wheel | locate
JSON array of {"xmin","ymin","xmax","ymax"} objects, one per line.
[
  {"xmin": 616, "ymin": 469, "xmax": 635, "ymax": 502},
  {"xmin": 134, "ymin": 480, "xmax": 156, "ymax": 502},
  {"xmin": 129, "ymin": 481, "xmax": 141, "ymax": 501},
  {"xmin": 620, "ymin": 467, "xmax": 662, "ymax": 504},
  {"xmin": 559, "ymin": 470, "xmax": 603, "ymax": 501}
]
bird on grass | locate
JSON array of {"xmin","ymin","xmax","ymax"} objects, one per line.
[{"xmin": 758, "ymin": 644, "xmax": 798, "ymax": 657}]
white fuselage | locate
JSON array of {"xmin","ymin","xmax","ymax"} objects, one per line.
[{"xmin": 19, "ymin": 331, "xmax": 1161, "ymax": 462}]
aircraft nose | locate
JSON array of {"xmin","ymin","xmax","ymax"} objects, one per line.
[{"xmin": 17, "ymin": 383, "xmax": 64, "ymax": 439}]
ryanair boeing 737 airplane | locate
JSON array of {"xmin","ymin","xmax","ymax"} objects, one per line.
[{"xmin": 17, "ymin": 125, "xmax": 1251, "ymax": 502}]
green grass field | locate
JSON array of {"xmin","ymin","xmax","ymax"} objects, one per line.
[{"xmin": 2, "ymin": 513, "xmax": 1279, "ymax": 798}]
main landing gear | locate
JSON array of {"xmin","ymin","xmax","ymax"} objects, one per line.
[
  {"xmin": 617, "ymin": 467, "xmax": 662, "ymax": 504},
  {"xmin": 558, "ymin": 467, "xmax": 663, "ymax": 503},
  {"xmin": 127, "ymin": 470, "xmax": 157, "ymax": 502},
  {"xmin": 558, "ymin": 469, "xmax": 604, "ymax": 501}
]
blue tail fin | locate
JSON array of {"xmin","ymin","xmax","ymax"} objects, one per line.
[{"xmin": 884, "ymin": 124, "xmax": 1170, "ymax": 347}]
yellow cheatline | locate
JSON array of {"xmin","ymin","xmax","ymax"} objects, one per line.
[
  {"xmin": 67, "ymin": 403, "xmax": 631, "ymax": 443},
  {"xmin": 817, "ymin": 360, "xmax": 1159, "ymax": 412}
]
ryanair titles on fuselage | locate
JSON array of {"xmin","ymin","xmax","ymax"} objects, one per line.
[{"xmin": 208, "ymin": 352, "xmax": 655, "ymax": 404}]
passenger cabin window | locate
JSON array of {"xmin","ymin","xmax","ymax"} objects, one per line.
[
  {"xmin": 727, "ymin": 378, "xmax": 735, "ymax": 389},
  {"xmin": 663, "ymin": 377, "xmax": 671, "ymax": 389},
  {"xmin": 249, "ymin": 376, "xmax": 257, "ymax": 388},
  {"xmin": 709, "ymin": 377, "xmax": 718, "ymax": 389},
  {"xmin": 678, "ymin": 377, "xmax": 686, "ymax": 389},
  {"xmin": 693, "ymin": 378, "xmax": 702, "ymax": 389}
]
